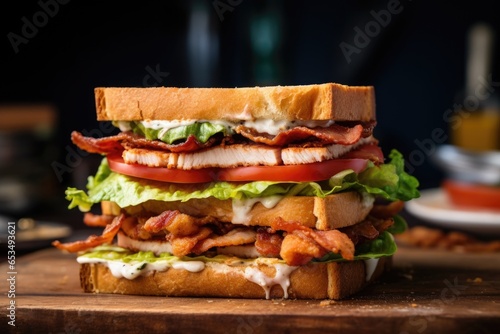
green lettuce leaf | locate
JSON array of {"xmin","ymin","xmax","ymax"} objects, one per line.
[
  {"xmin": 65, "ymin": 149, "xmax": 420, "ymax": 211},
  {"xmin": 358, "ymin": 150, "xmax": 421, "ymax": 201},
  {"xmin": 130, "ymin": 121, "xmax": 231, "ymax": 144},
  {"xmin": 386, "ymin": 214, "xmax": 408, "ymax": 234},
  {"xmin": 319, "ymin": 149, "xmax": 420, "ymax": 202}
]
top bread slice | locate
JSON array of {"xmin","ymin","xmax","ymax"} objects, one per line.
[{"xmin": 95, "ymin": 83, "xmax": 376, "ymax": 122}]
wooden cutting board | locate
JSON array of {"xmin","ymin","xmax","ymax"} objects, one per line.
[{"xmin": 1, "ymin": 246, "xmax": 499, "ymax": 334}]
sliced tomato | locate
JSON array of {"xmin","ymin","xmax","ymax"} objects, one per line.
[
  {"xmin": 107, "ymin": 153, "xmax": 369, "ymax": 183},
  {"xmin": 442, "ymin": 179, "xmax": 500, "ymax": 211},
  {"xmin": 217, "ymin": 159, "xmax": 368, "ymax": 182}
]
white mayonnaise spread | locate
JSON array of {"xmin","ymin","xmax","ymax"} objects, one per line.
[
  {"xmin": 243, "ymin": 264, "xmax": 298, "ymax": 299},
  {"xmin": 361, "ymin": 192, "xmax": 375, "ymax": 208},
  {"xmin": 115, "ymin": 121, "xmax": 132, "ymax": 131},
  {"xmin": 231, "ymin": 196, "xmax": 282, "ymax": 225},
  {"xmin": 242, "ymin": 119, "xmax": 290, "ymax": 135},
  {"xmin": 363, "ymin": 258, "xmax": 380, "ymax": 281},
  {"xmin": 78, "ymin": 256, "xmax": 205, "ymax": 280},
  {"xmin": 171, "ymin": 260, "xmax": 206, "ymax": 272},
  {"xmin": 116, "ymin": 119, "xmax": 336, "ymax": 137}
]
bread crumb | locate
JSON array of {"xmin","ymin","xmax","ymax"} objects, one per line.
[
  {"xmin": 411, "ymin": 303, "xmax": 417, "ymax": 307},
  {"xmin": 320, "ymin": 300, "xmax": 336, "ymax": 306},
  {"xmin": 207, "ymin": 300, "xmax": 214, "ymax": 303},
  {"xmin": 467, "ymin": 277, "xmax": 483, "ymax": 283}
]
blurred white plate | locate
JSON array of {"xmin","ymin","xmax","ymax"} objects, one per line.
[{"xmin": 406, "ymin": 188, "xmax": 500, "ymax": 236}]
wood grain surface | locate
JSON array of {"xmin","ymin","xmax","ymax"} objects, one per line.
[{"xmin": 1, "ymin": 246, "xmax": 499, "ymax": 334}]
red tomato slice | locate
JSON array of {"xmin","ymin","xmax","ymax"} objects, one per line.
[
  {"xmin": 107, "ymin": 153, "xmax": 369, "ymax": 183},
  {"xmin": 217, "ymin": 159, "xmax": 368, "ymax": 182},
  {"xmin": 442, "ymin": 179, "xmax": 500, "ymax": 211}
]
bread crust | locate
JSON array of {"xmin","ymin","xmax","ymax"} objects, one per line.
[
  {"xmin": 102, "ymin": 191, "xmax": 373, "ymax": 230},
  {"xmin": 95, "ymin": 83, "xmax": 375, "ymax": 122},
  {"xmin": 80, "ymin": 256, "xmax": 391, "ymax": 299}
]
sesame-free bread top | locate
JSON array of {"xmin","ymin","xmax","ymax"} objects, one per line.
[{"xmin": 95, "ymin": 83, "xmax": 376, "ymax": 122}]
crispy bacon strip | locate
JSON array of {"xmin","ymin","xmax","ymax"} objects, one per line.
[
  {"xmin": 235, "ymin": 123, "xmax": 365, "ymax": 146},
  {"xmin": 271, "ymin": 218, "xmax": 355, "ymax": 265},
  {"xmin": 83, "ymin": 213, "xmax": 116, "ymax": 227},
  {"xmin": 64, "ymin": 207, "xmax": 394, "ymax": 265},
  {"xmin": 311, "ymin": 230, "xmax": 355, "ymax": 260},
  {"xmin": 340, "ymin": 143, "xmax": 383, "ymax": 163},
  {"xmin": 143, "ymin": 210, "xmax": 181, "ymax": 233},
  {"xmin": 342, "ymin": 121, "xmax": 377, "ymax": 138},
  {"xmin": 71, "ymin": 131, "xmax": 217, "ymax": 155},
  {"xmin": 121, "ymin": 216, "xmax": 153, "ymax": 240},
  {"xmin": 255, "ymin": 228, "xmax": 283, "ymax": 257},
  {"xmin": 168, "ymin": 227, "xmax": 212, "ymax": 256},
  {"xmin": 71, "ymin": 131, "xmax": 126, "ymax": 154},
  {"xmin": 192, "ymin": 228, "xmax": 257, "ymax": 254},
  {"xmin": 122, "ymin": 133, "xmax": 218, "ymax": 153},
  {"xmin": 280, "ymin": 233, "xmax": 324, "ymax": 266},
  {"xmin": 52, "ymin": 214, "xmax": 125, "ymax": 252},
  {"xmin": 370, "ymin": 200, "xmax": 404, "ymax": 219},
  {"xmin": 371, "ymin": 217, "xmax": 395, "ymax": 232},
  {"xmin": 143, "ymin": 210, "xmax": 218, "ymax": 237},
  {"xmin": 340, "ymin": 220, "xmax": 380, "ymax": 245},
  {"xmin": 340, "ymin": 216, "xmax": 394, "ymax": 245}
]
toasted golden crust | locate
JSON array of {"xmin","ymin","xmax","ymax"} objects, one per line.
[
  {"xmin": 101, "ymin": 191, "xmax": 373, "ymax": 230},
  {"xmin": 80, "ymin": 256, "xmax": 391, "ymax": 299},
  {"xmin": 95, "ymin": 83, "xmax": 375, "ymax": 122}
]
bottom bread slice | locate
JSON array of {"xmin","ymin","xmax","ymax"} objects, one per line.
[{"xmin": 80, "ymin": 256, "xmax": 391, "ymax": 299}]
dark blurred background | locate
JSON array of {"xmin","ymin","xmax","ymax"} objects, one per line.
[{"xmin": 1, "ymin": 0, "xmax": 500, "ymax": 248}]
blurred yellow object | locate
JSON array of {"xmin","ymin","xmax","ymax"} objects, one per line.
[
  {"xmin": 451, "ymin": 110, "xmax": 500, "ymax": 151},
  {"xmin": 452, "ymin": 23, "xmax": 500, "ymax": 152}
]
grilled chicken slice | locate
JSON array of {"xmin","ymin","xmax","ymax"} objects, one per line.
[{"xmin": 123, "ymin": 144, "xmax": 282, "ymax": 169}]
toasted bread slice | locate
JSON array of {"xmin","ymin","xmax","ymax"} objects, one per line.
[
  {"xmin": 95, "ymin": 83, "xmax": 375, "ymax": 122},
  {"xmin": 80, "ymin": 256, "xmax": 390, "ymax": 299},
  {"xmin": 102, "ymin": 191, "xmax": 374, "ymax": 231}
]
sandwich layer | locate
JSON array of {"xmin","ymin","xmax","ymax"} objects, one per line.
[
  {"xmin": 121, "ymin": 136, "xmax": 377, "ymax": 169},
  {"xmin": 95, "ymin": 83, "xmax": 376, "ymax": 122},
  {"xmin": 103, "ymin": 191, "xmax": 375, "ymax": 231},
  {"xmin": 79, "ymin": 255, "xmax": 391, "ymax": 299}
]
